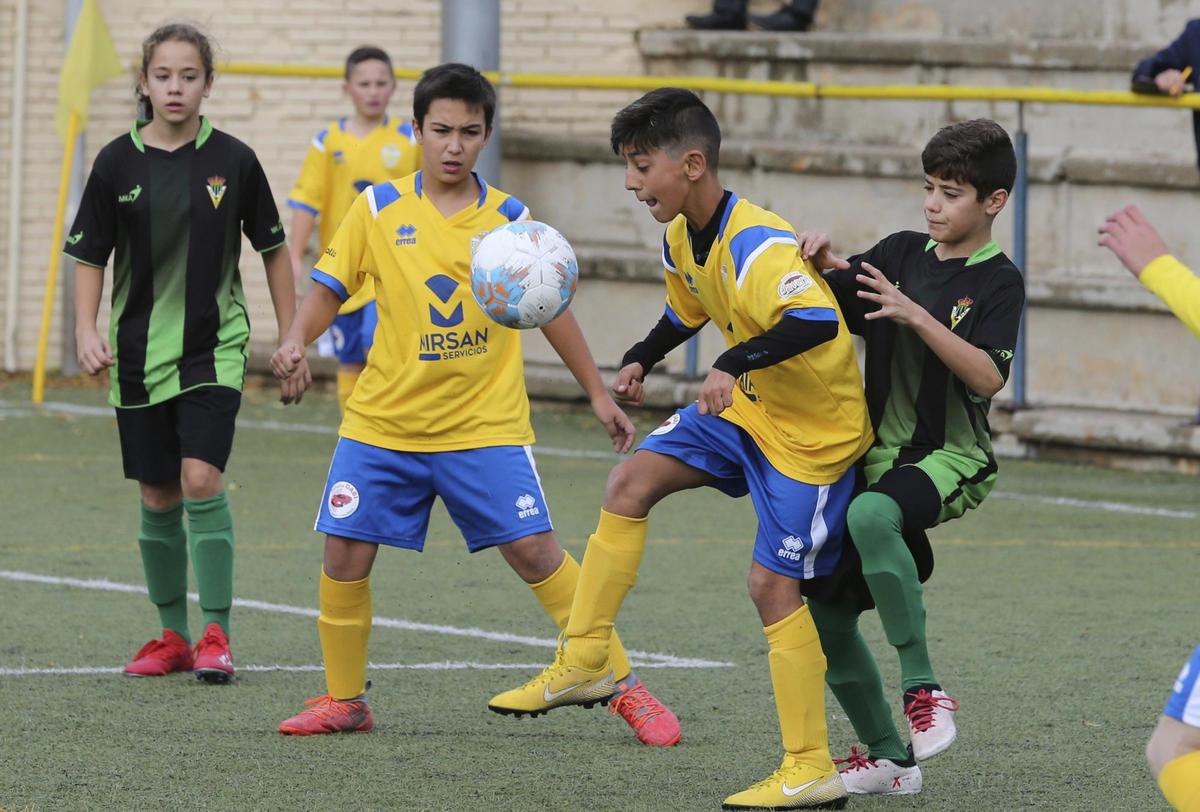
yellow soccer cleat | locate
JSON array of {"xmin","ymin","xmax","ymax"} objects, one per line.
[
  {"xmin": 722, "ymin": 756, "xmax": 849, "ymax": 810},
  {"xmin": 488, "ymin": 645, "xmax": 616, "ymax": 718}
]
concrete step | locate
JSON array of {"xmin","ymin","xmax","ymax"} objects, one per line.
[
  {"xmin": 637, "ymin": 29, "xmax": 1199, "ymax": 160},
  {"xmin": 502, "ymin": 131, "xmax": 1200, "ymax": 415}
]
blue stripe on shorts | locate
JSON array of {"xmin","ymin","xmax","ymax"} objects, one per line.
[{"xmin": 1165, "ymin": 644, "xmax": 1200, "ymax": 727}]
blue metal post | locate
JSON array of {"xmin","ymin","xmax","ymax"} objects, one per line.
[
  {"xmin": 1011, "ymin": 102, "xmax": 1028, "ymax": 408},
  {"xmin": 685, "ymin": 334, "xmax": 699, "ymax": 378}
]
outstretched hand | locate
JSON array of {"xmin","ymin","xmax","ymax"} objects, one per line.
[
  {"xmin": 857, "ymin": 262, "xmax": 925, "ymax": 327},
  {"xmin": 1098, "ymin": 204, "xmax": 1170, "ymax": 279},
  {"xmin": 796, "ymin": 230, "xmax": 851, "ymax": 271}
]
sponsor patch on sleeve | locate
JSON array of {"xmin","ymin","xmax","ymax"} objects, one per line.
[{"xmin": 778, "ymin": 271, "xmax": 813, "ymax": 299}]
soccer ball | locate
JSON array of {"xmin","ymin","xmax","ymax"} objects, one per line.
[{"xmin": 470, "ymin": 221, "xmax": 579, "ymax": 329}]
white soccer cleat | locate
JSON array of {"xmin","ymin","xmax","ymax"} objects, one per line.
[
  {"xmin": 904, "ymin": 687, "xmax": 960, "ymax": 760},
  {"xmin": 835, "ymin": 745, "xmax": 922, "ymax": 795}
]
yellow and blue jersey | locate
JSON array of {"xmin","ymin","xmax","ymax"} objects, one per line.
[
  {"xmin": 289, "ymin": 116, "xmax": 421, "ymax": 314},
  {"xmin": 312, "ymin": 171, "xmax": 534, "ymax": 451},
  {"xmin": 662, "ymin": 192, "xmax": 874, "ymax": 484}
]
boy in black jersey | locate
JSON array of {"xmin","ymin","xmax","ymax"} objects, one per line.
[{"xmin": 797, "ymin": 119, "xmax": 1024, "ymax": 795}]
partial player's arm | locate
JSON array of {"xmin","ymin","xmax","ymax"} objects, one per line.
[
  {"xmin": 699, "ymin": 237, "xmax": 842, "ymax": 415},
  {"xmin": 242, "ymin": 150, "xmax": 310, "ymax": 404},
  {"xmin": 63, "ymin": 157, "xmax": 118, "ymax": 376},
  {"xmin": 288, "ymin": 208, "xmax": 317, "ymax": 289},
  {"xmin": 541, "ymin": 310, "xmax": 636, "ymax": 453},
  {"xmin": 274, "ymin": 189, "xmax": 374, "ymax": 381},
  {"xmin": 272, "ymin": 283, "xmax": 342, "ymax": 381},
  {"xmin": 262, "ymin": 245, "xmax": 311, "ymax": 404},
  {"xmin": 1099, "ymin": 204, "xmax": 1200, "ymax": 338},
  {"xmin": 856, "ymin": 262, "xmax": 1007, "ymax": 398},
  {"xmin": 1132, "ymin": 21, "xmax": 1199, "ymax": 95},
  {"xmin": 73, "ymin": 263, "xmax": 112, "ymax": 375},
  {"xmin": 797, "ymin": 229, "xmax": 881, "ymax": 336},
  {"xmin": 615, "ymin": 310, "xmax": 703, "ymax": 406}
]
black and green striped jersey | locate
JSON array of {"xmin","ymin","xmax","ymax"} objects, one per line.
[
  {"xmin": 826, "ymin": 230, "xmax": 1025, "ymax": 475},
  {"xmin": 64, "ymin": 118, "xmax": 285, "ymax": 408}
]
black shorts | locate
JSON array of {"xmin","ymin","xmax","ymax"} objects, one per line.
[
  {"xmin": 803, "ymin": 464, "xmax": 937, "ymax": 613},
  {"xmin": 115, "ymin": 386, "xmax": 242, "ymax": 484}
]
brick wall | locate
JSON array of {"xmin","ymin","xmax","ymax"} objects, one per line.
[{"xmin": 0, "ymin": 0, "xmax": 1190, "ymax": 371}]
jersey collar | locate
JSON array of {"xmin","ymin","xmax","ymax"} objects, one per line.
[
  {"xmin": 924, "ymin": 237, "xmax": 1001, "ymax": 267},
  {"xmin": 413, "ymin": 170, "xmax": 489, "ymax": 207},
  {"xmin": 129, "ymin": 116, "xmax": 214, "ymax": 153}
]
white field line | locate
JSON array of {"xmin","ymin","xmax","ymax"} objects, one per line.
[
  {"xmin": 3, "ymin": 398, "xmax": 1194, "ymax": 519},
  {"xmin": 0, "ymin": 662, "xmax": 604, "ymax": 677},
  {"xmin": 0, "ymin": 570, "xmax": 733, "ymax": 669},
  {"xmin": 988, "ymin": 491, "xmax": 1196, "ymax": 519}
]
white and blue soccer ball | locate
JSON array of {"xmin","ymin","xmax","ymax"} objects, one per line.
[{"xmin": 470, "ymin": 220, "xmax": 578, "ymax": 329}]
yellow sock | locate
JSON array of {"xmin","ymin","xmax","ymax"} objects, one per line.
[
  {"xmin": 529, "ymin": 551, "xmax": 633, "ymax": 680},
  {"xmin": 1160, "ymin": 750, "xmax": 1200, "ymax": 811},
  {"xmin": 336, "ymin": 370, "xmax": 359, "ymax": 414},
  {"xmin": 318, "ymin": 569, "xmax": 371, "ymax": 700},
  {"xmin": 765, "ymin": 604, "xmax": 834, "ymax": 772},
  {"xmin": 563, "ymin": 510, "xmax": 647, "ymax": 670}
]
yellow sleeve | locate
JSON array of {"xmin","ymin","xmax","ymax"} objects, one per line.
[
  {"xmin": 735, "ymin": 239, "xmax": 837, "ymax": 330},
  {"xmin": 1141, "ymin": 254, "xmax": 1200, "ymax": 339},
  {"xmin": 287, "ymin": 132, "xmax": 328, "ymax": 216},
  {"xmin": 311, "ymin": 190, "xmax": 373, "ymax": 303}
]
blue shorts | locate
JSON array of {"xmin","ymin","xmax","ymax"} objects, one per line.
[
  {"xmin": 329, "ymin": 301, "xmax": 379, "ymax": 365},
  {"xmin": 314, "ymin": 438, "xmax": 554, "ymax": 551},
  {"xmin": 638, "ymin": 404, "xmax": 855, "ymax": 580},
  {"xmin": 1165, "ymin": 644, "xmax": 1200, "ymax": 727}
]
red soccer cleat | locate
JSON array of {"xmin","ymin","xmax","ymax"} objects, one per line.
[
  {"xmin": 124, "ymin": 629, "xmax": 194, "ymax": 677},
  {"xmin": 192, "ymin": 623, "xmax": 235, "ymax": 684},
  {"xmin": 278, "ymin": 694, "xmax": 374, "ymax": 736},
  {"xmin": 609, "ymin": 677, "xmax": 681, "ymax": 747}
]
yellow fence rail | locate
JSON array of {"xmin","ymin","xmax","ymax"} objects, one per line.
[{"xmin": 219, "ymin": 62, "xmax": 1200, "ymax": 109}]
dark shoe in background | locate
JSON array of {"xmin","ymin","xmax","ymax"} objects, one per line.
[
  {"xmin": 748, "ymin": 7, "xmax": 812, "ymax": 31},
  {"xmin": 685, "ymin": 10, "xmax": 747, "ymax": 30}
]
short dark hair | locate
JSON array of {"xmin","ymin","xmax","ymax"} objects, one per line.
[
  {"xmin": 921, "ymin": 119, "xmax": 1016, "ymax": 200},
  {"xmin": 610, "ymin": 88, "xmax": 722, "ymax": 170},
  {"xmin": 413, "ymin": 63, "xmax": 496, "ymax": 131},
  {"xmin": 344, "ymin": 46, "xmax": 393, "ymax": 80}
]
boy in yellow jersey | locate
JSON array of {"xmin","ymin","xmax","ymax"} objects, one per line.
[
  {"xmin": 270, "ymin": 64, "xmax": 680, "ymax": 747},
  {"xmin": 287, "ymin": 46, "xmax": 421, "ymax": 412},
  {"xmin": 489, "ymin": 88, "xmax": 873, "ymax": 810},
  {"xmin": 1099, "ymin": 204, "xmax": 1200, "ymax": 812}
]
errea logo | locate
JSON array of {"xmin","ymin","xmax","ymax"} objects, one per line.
[
  {"xmin": 516, "ymin": 493, "xmax": 541, "ymax": 519},
  {"xmin": 395, "ymin": 224, "xmax": 417, "ymax": 246},
  {"xmin": 777, "ymin": 535, "xmax": 805, "ymax": 561}
]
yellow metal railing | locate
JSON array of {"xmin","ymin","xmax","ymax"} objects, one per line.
[{"xmin": 218, "ymin": 62, "xmax": 1200, "ymax": 109}]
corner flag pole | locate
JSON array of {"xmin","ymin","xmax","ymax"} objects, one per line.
[{"xmin": 31, "ymin": 111, "xmax": 81, "ymax": 404}]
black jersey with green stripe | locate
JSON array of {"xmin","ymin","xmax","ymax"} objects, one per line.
[
  {"xmin": 826, "ymin": 230, "xmax": 1024, "ymax": 472},
  {"xmin": 64, "ymin": 118, "xmax": 284, "ymax": 408}
]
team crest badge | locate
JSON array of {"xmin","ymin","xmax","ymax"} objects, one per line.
[
  {"xmin": 949, "ymin": 296, "xmax": 974, "ymax": 330},
  {"xmin": 205, "ymin": 176, "xmax": 227, "ymax": 210},
  {"xmin": 381, "ymin": 144, "xmax": 402, "ymax": 169},
  {"xmin": 327, "ymin": 481, "xmax": 360, "ymax": 519}
]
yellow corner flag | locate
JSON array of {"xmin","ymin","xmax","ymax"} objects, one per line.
[{"xmin": 55, "ymin": 0, "xmax": 123, "ymax": 142}]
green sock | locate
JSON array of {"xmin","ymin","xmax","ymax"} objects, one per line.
[
  {"xmin": 138, "ymin": 502, "xmax": 190, "ymax": 641},
  {"xmin": 184, "ymin": 493, "xmax": 234, "ymax": 635},
  {"xmin": 810, "ymin": 599, "xmax": 909, "ymax": 761},
  {"xmin": 849, "ymin": 492, "xmax": 936, "ymax": 691}
]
